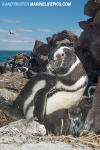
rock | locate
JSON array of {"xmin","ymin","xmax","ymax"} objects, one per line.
[
  {"xmin": 83, "ymin": 77, "xmax": 100, "ymax": 133},
  {"xmin": 48, "ymin": 30, "xmax": 78, "ymax": 49},
  {"xmin": 75, "ymin": 47, "xmax": 100, "ymax": 83},
  {"xmin": 75, "ymin": 1, "xmax": 100, "ymax": 82},
  {"xmin": 84, "ymin": 0, "xmax": 100, "ymax": 17},
  {"xmin": 0, "ymin": 142, "xmax": 92, "ymax": 150},
  {"xmin": 0, "ymin": 88, "xmax": 17, "ymax": 101},
  {"xmin": 93, "ymin": 77, "xmax": 100, "ymax": 133},
  {"xmin": 93, "ymin": 9, "xmax": 100, "ymax": 22},
  {"xmin": 33, "ymin": 40, "xmax": 44, "ymax": 52},
  {"xmin": 28, "ymin": 40, "xmax": 49, "ymax": 75},
  {"xmin": 78, "ymin": 18, "xmax": 93, "ymax": 30},
  {"xmin": 0, "ymin": 72, "xmax": 28, "ymax": 93},
  {"xmin": 0, "ymin": 119, "xmax": 46, "ymax": 144},
  {"xmin": 46, "ymin": 37, "xmax": 52, "ymax": 44},
  {"xmin": 75, "ymin": 0, "xmax": 100, "ymax": 132},
  {"xmin": 32, "ymin": 41, "xmax": 49, "ymax": 56},
  {"xmin": 90, "ymin": 38, "xmax": 100, "ymax": 64},
  {"xmin": 6, "ymin": 52, "xmax": 29, "ymax": 73},
  {"xmin": 0, "ymin": 62, "xmax": 6, "ymax": 74},
  {"xmin": 53, "ymin": 30, "xmax": 78, "ymax": 42},
  {"xmin": 76, "ymin": 21, "xmax": 100, "ymax": 51}
]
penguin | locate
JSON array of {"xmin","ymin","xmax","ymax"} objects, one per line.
[{"xmin": 0, "ymin": 46, "xmax": 88, "ymax": 135}]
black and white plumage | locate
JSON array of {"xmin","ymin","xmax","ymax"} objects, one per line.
[{"xmin": 0, "ymin": 46, "xmax": 88, "ymax": 134}]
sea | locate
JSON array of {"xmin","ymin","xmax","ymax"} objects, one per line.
[{"xmin": 0, "ymin": 50, "xmax": 31, "ymax": 62}]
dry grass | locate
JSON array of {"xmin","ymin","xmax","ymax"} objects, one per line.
[{"xmin": 0, "ymin": 110, "xmax": 14, "ymax": 127}]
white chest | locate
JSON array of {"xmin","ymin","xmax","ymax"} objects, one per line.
[{"xmin": 46, "ymin": 87, "xmax": 85, "ymax": 115}]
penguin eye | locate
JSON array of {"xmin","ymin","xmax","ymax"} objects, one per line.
[
  {"xmin": 61, "ymin": 52, "xmax": 65, "ymax": 57},
  {"xmin": 62, "ymin": 53, "xmax": 64, "ymax": 56}
]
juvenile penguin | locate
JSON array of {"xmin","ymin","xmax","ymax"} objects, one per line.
[{"xmin": 0, "ymin": 46, "xmax": 88, "ymax": 134}]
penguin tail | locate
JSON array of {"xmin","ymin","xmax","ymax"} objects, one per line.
[{"xmin": 0, "ymin": 96, "xmax": 24, "ymax": 120}]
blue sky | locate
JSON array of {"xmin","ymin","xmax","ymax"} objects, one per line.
[{"xmin": 0, "ymin": 0, "xmax": 89, "ymax": 51}]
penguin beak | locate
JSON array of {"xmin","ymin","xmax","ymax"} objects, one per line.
[{"xmin": 53, "ymin": 52, "xmax": 65, "ymax": 61}]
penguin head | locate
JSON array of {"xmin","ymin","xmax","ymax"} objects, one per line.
[{"xmin": 47, "ymin": 46, "xmax": 76, "ymax": 76}]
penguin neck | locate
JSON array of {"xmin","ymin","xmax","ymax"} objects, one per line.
[{"xmin": 58, "ymin": 63, "xmax": 87, "ymax": 86}]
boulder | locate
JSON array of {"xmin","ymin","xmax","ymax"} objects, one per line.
[
  {"xmin": 0, "ymin": 88, "xmax": 17, "ymax": 101},
  {"xmin": 0, "ymin": 119, "xmax": 46, "ymax": 144},
  {"xmin": 48, "ymin": 30, "xmax": 78, "ymax": 49},
  {"xmin": 32, "ymin": 40, "xmax": 49, "ymax": 56},
  {"xmin": 33, "ymin": 40, "xmax": 44, "ymax": 52},
  {"xmin": 76, "ymin": 0, "xmax": 100, "ymax": 133},
  {"xmin": 6, "ymin": 52, "xmax": 29, "ymax": 73},
  {"xmin": 0, "ymin": 62, "xmax": 6, "ymax": 74},
  {"xmin": 75, "ymin": 20, "xmax": 100, "ymax": 82},
  {"xmin": 93, "ymin": 9, "xmax": 100, "ymax": 22},
  {"xmin": 84, "ymin": 0, "xmax": 100, "ymax": 17},
  {"xmin": 93, "ymin": 77, "xmax": 100, "ymax": 133}
]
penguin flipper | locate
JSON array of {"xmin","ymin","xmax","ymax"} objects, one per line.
[
  {"xmin": 0, "ymin": 96, "xmax": 24, "ymax": 120},
  {"xmin": 34, "ymin": 90, "xmax": 47, "ymax": 121}
]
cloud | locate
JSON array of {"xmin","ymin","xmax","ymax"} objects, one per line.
[
  {"xmin": 17, "ymin": 28, "xmax": 33, "ymax": 33},
  {"xmin": 0, "ymin": 37, "xmax": 34, "ymax": 50},
  {"xmin": 1, "ymin": 37, "xmax": 34, "ymax": 43},
  {"xmin": 71, "ymin": 28, "xmax": 83, "ymax": 35},
  {"xmin": 36, "ymin": 28, "xmax": 52, "ymax": 33},
  {"xmin": 0, "ymin": 29, "xmax": 9, "ymax": 33},
  {"xmin": 1, "ymin": 18, "xmax": 21, "ymax": 24}
]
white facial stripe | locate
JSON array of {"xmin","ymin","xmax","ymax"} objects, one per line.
[
  {"xmin": 26, "ymin": 106, "xmax": 35, "ymax": 119},
  {"xmin": 54, "ymin": 46, "xmax": 70, "ymax": 58},
  {"xmin": 56, "ymin": 76, "xmax": 87, "ymax": 91},
  {"xmin": 23, "ymin": 80, "xmax": 46, "ymax": 115},
  {"xmin": 58, "ymin": 56, "xmax": 80, "ymax": 77}
]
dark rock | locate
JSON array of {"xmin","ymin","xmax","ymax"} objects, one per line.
[
  {"xmin": 76, "ymin": 21, "xmax": 100, "ymax": 51},
  {"xmin": 75, "ymin": 0, "xmax": 100, "ymax": 133},
  {"xmin": 53, "ymin": 30, "xmax": 78, "ymax": 42},
  {"xmin": 75, "ymin": 20, "xmax": 100, "ymax": 82},
  {"xmin": 0, "ymin": 62, "xmax": 6, "ymax": 74},
  {"xmin": 46, "ymin": 37, "xmax": 52, "ymax": 44},
  {"xmin": 33, "ymin": 40, "xmax": 44, "ymax": 53},
  {"xmin": 31, "ymin": 40, "xmax": 49, "ymax": 72},
  {"xmin": 49, "ymin": 30, "xmax": 78, "ymax": 49},
  {"xmin": 84, "ymin": 0, "xmax": 100, "ymax": 17},
  {"xmin": 93, "ymin": 9, "xmax": 100, "ymax": 22},
  {"xmin": 93, "ymin": 77, "xmax": 100, "ymax": 133},
  {"xmin": 90, "ymin": 38, "xmax": 100, "ymax": 64},
  {"xmin": 79, "ymin": 18, "xmax": 93, "ymax": 30},
  {"xmin": 6, "ymin": 52, "xmax": 29, "ymax": 73}
]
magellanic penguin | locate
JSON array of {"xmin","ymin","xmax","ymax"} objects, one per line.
[{"xmin": 0, "ymin": 46, "xmax": 88, "ymax": 135}]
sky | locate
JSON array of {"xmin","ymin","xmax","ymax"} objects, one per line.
[{"xmin": 0, "ymin": 0, "xmax": 89, "ymax": 51}]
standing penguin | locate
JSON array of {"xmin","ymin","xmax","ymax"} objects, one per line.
[{"xmin": 0, "ymin": 46, "xmax": 88, "ymax": 135}]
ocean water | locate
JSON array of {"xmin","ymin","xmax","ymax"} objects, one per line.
[{"xmin": 0, "ymin": 50, "xmax": 31, "ymax": 62}]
